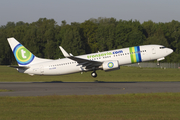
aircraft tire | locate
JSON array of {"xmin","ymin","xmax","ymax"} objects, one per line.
[{"xmin": 91, "ymin": 72, "xmax": 97, "ymax": 78}]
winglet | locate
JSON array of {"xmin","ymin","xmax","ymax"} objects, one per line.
[{"xmin": 59, "ymin": 46, "xmax": 70, "ymax": 57}]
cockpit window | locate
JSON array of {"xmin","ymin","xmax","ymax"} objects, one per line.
[{"xmin": 160, "ymin": 46, "xmax": 166, "ymax": 49}]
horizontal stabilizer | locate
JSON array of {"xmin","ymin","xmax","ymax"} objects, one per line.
[
  {"xmin": 9, "ymin": 65, "xmax": 29, "ymax": 69},
  {"xmin": 69, "ymin": 53, "xmax": 73, "ymax": 56}
]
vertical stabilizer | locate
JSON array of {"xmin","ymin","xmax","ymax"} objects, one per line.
[
  {"xmin": 7, "ymin": 38, "xmax": 35, "ymax": 66},
  {"xmin": 7, "ymin": 37, "xmax": 51, "ymax": 66}
]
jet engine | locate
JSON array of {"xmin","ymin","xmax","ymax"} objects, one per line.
[{"xmin": 102, "ymin": 60, "xmax": 120, "ymax": 71}]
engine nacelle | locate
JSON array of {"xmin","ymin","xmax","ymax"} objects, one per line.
[{"xmin": 102, "ymin": 60, "xmax": 120, "ymax": 71}]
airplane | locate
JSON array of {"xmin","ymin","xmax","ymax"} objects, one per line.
[{"xmin": 7, "ymin": 37, "xmax": 173, "ymax": 77}]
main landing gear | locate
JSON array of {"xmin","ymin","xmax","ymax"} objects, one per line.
[{"xmin": 91, "ymin": 71, "xmax": 97, "ymax": 78}]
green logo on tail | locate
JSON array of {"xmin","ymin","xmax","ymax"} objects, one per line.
[{"xmin": 13, "ymin": 44, "xmax": 34, "ymax": 65}]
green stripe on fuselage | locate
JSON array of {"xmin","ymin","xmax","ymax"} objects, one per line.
[{"xmin": 129, "ymin": 47, "xmax": 134, "ymax": 63}]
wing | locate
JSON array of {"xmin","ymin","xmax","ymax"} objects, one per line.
[{"xmin": 59, "ymin": 46, "xmax": 102, "ymax": 69}]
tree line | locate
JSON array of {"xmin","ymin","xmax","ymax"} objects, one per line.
[{"xmin": 0, "ymin": 17, "xmax": 180, "ymax": 65}]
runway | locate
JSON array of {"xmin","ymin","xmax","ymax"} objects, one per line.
[{"xmin": 0, "ymin": 82, "xmax": 180, "ymax": 96}]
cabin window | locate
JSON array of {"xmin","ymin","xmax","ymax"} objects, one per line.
[{"xmin": 160, "ymin": 47, "xmax": 166, "ymax": 49}]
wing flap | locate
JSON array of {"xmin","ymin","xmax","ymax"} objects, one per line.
[{"xmin": 68, "ymin": 56, "xmax": 102, "ymax": 67}]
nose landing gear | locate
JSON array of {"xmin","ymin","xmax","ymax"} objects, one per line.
[
  {"xmin": 157, "ymin": 61, "xmax": 160, "ymax": 66},
  {"xmin": 157, "ymin": 57, "xmax": 164, "ymax": 66}
]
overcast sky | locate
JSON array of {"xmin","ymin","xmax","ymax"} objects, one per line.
[{"xmin": 0, "ymin": 0, "xmax": 180, "ymax": 26}]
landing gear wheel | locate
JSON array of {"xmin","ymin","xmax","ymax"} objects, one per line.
[
  {"xmin": 91, "ymin": 72, "xmax": 97, "ymax": 78},
  {"xmin": 157, "ymin": 61, "xmax": 160, "ymax": 66}
]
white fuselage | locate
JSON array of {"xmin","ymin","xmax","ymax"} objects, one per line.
[{"xmin": 18, "ymin": 45, "xmax": 173, "ymax": 76}]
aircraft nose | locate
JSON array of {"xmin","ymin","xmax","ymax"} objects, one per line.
[{"xmin": 166, "ymin": 48, "xmax": 173, "ymax": 54}]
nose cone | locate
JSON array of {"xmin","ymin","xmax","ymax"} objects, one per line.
[{"xmin": 166, "ymin": 48, "xmax": 173, "ymax": 55}]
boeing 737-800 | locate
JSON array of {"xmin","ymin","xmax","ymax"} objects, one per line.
[{"xmin": 7, "ymin": 37, "xmax": 173, "ymax": 77}]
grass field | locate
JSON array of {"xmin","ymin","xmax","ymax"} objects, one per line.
[
  {"xmin": 1, "ymin": 66, "xmax": 180, "ymax": 120},
  {"xmin": 0, "ymin": 93, "xmax": 180, "ymax": 120},
  {"xmin": 0, "ymin": 89, "xmax": 12, "ymax": 92},
  {"xmin": 0, "ymin": 65, "xmax": 180, "ymax": 82}
]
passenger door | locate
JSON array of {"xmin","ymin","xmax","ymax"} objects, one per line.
[{"xmin": 152, "ymin": 47, "xmax": 156, "ymax": 54}]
